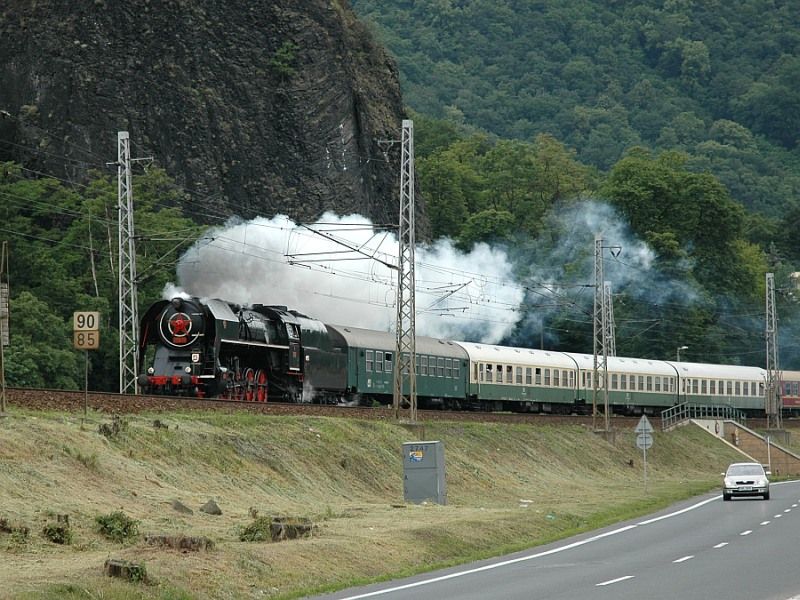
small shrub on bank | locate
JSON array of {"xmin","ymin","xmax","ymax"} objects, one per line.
[
  {"xmin": 239, "ymin": 516, "xmax": 272, "ymax": 542},
  {"xmin": 96, "ymin": 511, "xmax": 139, "ymax": 543}
]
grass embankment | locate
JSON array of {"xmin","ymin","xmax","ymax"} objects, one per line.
[{"xmin": 0, "ymin": 410, "xmax": 744, "ymax": 599}]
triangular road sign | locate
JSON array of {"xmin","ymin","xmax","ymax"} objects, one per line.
[{"xmin": 635, "ymin": 415, "xmax": 654, "ymax": 433}]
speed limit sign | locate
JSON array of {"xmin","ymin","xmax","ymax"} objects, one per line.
[{"xmin": 73, "ymin": 311, "xmax": 100, "ymax": 350}]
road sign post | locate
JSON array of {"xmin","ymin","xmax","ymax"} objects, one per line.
[
  {"xmin": 635, "ymin": 416, "xmax": 654, "ymax": 492},
  {"xmin": 73, "ymin": 312, "xmax": 100, "ymax": 417}
]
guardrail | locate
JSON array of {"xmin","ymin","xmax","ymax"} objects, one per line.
[{"xmin": 661, "ymin": 402, "xmax": 746, "ymax": 431}]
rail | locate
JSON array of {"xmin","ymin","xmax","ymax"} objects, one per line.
[{"xmin": 661, "ymin": 402, "xmax": 746, "ymax": 431}]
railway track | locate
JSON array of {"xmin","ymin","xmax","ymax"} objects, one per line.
[{"xmin": 2, "ymin": 387, "xmax": 660, "ymax": 429}]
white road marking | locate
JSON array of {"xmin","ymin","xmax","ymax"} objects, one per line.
[
  {"xmin": 596, "ymin": 576, "xmax": 635, "ymax": 586},
  {"xmin": 792, "ymin": 504, "xmax": 797, "ymax": 508},
  {"xmin": 673, "ymin": 555, "xmax": 694, "ymax": 563},
  {"xmin": 325, "ymin": 496, "xmax": 727, "ymax": 600},
  {"xmin": 740, "ymin": 530, "xmax": 752, "ymax": 536},
  {"xmin": 785, "ymin": 509, "xmax": 791, "ymax": 513},
  {"xmin": 713, "ymin": 542, "xmax": 728, "ymax": 548},
  {"xmin": 775, "ymin": 514, "xmax": 783, "ymax": 518},
  {"xmin": 761, "ymin": 521, "xmax": 771, "ymax": 525}
]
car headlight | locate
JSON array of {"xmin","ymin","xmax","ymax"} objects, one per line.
[{"xmin": 185, "ymin": 366, "xmax": 192, "ymax": 373}]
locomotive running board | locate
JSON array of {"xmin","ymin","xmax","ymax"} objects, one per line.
[{"xmin": 219, "ymin": 339, "xmax": 290, "ymax": 351}]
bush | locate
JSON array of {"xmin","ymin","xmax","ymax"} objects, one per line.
[
  {"xmin": 239, "ymin": 517, "xmax": 272, "ymax": 542},
  {"xmin": 96, "ymin": 511, "xmax": 139, "ymax": 543},
  {"xmin": 42, "ymin": 523, "xmax": 72, "ymax": 545}
]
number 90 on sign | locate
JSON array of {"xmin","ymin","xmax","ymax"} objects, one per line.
[
  {"xmin": 74, "ymin": 330, "xmax": 100, "ymax": 350},
  {"xmin": 73, "ymin": 311, "xmax": 100, "ymax": 331}
]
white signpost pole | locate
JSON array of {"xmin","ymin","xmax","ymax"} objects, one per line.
[{"xmin": 635, "ymin": 415, "xmax": 654, "ymax": 493}]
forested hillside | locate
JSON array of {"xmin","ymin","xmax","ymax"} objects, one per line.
[
  {"xmin": 352, "ymin": 0, "xmax": 800, "ymax": 216},
  {"xmin": 2, "ymin": 1, "xmax": 800, "ymax": 391}
]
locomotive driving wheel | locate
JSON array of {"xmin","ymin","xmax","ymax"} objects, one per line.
[
  {"xmin": 243, "ymin": 368, "xmax": 256, "ymax": 402},
  {"xmin": 254, "ymin": 369, "xmax": 268, "ymax": 402}
]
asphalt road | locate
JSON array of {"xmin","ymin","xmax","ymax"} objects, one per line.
[{"xmin": 308, "ymin": 481, "xmax": 800, "ymax": 600}]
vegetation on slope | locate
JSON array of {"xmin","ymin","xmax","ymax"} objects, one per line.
[
  {"xmin": 0, "ymin": 409, "xmax": 745, "ymax": 599},
  {"xmin": 352, "ymin": 0, "xmax": 800, "ymax": 216}
]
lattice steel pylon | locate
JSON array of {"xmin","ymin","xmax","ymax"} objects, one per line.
[
  {"xmin": 117, "ymin": 131, "xmax": 139, "ymax": 394},
  {"xmin": 765, "ymin": 272, "xmax": 782, "ymax": 429},
  {"xmin": 0, "ymin": 241, "xmax": 8, "ymax": 414},
  {"xmin": 603, "ymin": 281, "xmax": 617, "ymax": 357},
  {"xmin": 592, "ymin": 236, "xmax": 609, "ymax": 431},
  {"xmin": 393, "ymin": 120, "xmax": 417, "ymax": 422}
]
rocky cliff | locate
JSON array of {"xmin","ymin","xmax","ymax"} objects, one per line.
[{"xmin": 0, "ymin": 0, "xmax": 411, "ymax": 226}]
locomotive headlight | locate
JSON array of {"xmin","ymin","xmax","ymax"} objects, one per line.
[
  {"xmin": 185, "ymin": 366, "xmax": 192, "ymax": 373},
  {"xmin": 147, "ymin": 367, "xmax": 155, "ymax": 375}
]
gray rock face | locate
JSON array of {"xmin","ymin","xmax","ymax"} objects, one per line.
[{"xmin": 0, "ymin": 0, "xmax": 413, "ymax": 227}]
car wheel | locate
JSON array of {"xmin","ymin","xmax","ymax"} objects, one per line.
[
  {"xmin": 723, "ymin": 493, "xmax": 731, "ymax": 501},
  {"xmin": 763, "ymin": 492, "xmax": 770, "ymax": 500}
]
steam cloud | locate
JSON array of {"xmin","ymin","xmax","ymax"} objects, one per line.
[{"xmin": 171, "ymin": 212, "xmax": 524, "ymax": 343}]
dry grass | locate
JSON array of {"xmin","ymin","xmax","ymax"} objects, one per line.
[{"xmin": 0, "ymin": 409, "xmax": 745, "ymax": 599}]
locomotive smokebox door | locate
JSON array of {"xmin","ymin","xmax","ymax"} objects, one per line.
[{"xmin": 402, "ymin": 441, "xmax": 446, "ymax": 505}]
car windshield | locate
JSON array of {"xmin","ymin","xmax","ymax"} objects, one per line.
[{"xmin": 727, "ymin": 465, "xmax": 764, "ymax": 477}]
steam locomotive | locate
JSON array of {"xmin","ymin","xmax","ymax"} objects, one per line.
[{"xmin": 138, "ymin": 295, "xmax": 799, "ymax": 417}]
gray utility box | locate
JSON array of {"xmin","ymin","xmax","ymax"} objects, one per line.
[{"xmin": 402, "ymin": 440, "xmax": 446, "ymax": 505}]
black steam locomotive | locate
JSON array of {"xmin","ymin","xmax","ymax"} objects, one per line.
[{"xmin": 137, "ymin": 296, "xmax": 344, "ymax": 402}]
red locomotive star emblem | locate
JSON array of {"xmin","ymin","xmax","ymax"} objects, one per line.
[{"xmin": 168, "ymin": 312, "xmax": 192, "ymax": 337}]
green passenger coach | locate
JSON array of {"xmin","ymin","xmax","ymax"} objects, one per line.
[{"xmin": 325, "ymin": 324, "xmax": 468, "ymax": 407}]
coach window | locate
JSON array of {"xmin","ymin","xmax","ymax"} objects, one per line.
[
  {"xmin": 366, "ymin": 350, "xmax": 374, "ymax": 372},
  {"xmin": 384, "ymin": 352, "xmax": 393, "ymax": 373},
  {"xmin": 759, "ymin": 381, "xmax": 765, "ymax": 395},
  {"xmin": 454, "ymin": 360, "xmax": 460, "ymax": 379},
  {"xmin": 701, "ymin": 380, "xmax": 707, "ymax": 394},
  {"xmin": 421, "ymin": 355, "xmax": 428, "ymax": 376},
  {"xmin": 376, "ymin": 351, "xmax": 383, "ymax": 372},
  {"xmin": 506, "ymin": 365, "xmax": 513, "ymax": 384},
  {"xmin": 734, "ymin": 381, "xmax": 741, "ymax": 395},
  {"xmin": 445, "ymin": 358, "xmax": 452, "ymax": 378},
  {"xmin": 646, "ymin": 376, "xmax": 653, "ymax": 391},
  {"xmin": 486, "ymin": 364, "xmax": 493, "ymax": 382},
  {"xmin": 726, "ymin": 381, "xmax": 732, "ymax": 395},
  {"xmin": 743, "ymin": 382, "xmax": 749, "ymax": 396},
  {"xmin": 654, "ymin": 376, "xmax": 661, "ymax": 392},
  {"xmin": 553, "ymin": 369, "xmax": 560, "ymax": 387},
  {"xmin": 611, "ymin": 374, "xmax": 618, "ymax": 390},
  {"xmin": 535, "ymin": 368, "xmax": 542, "ymax": 385},
  {"xmin": 710, "ymin": 380, "xmax": 716, "ymax": 394},
  {"xmin": 478, "ymin": 363, "xmax": 483, "ymax": 382},
  {"xmin": 692, "ymin": 379, "xmax": 699, "ymax": 393},
  {"xmin": 543, "ymin": 368, "xmax": 550, "ymax": 386},
  {"xmin": 620, "ymin": 374, "xmax": 627, "ymax": 390},
  {"xmin": 526, "ymin": 367, "xmax": 532, "ymax": 385},
  {"xmin": 516, "ymin": 366, "xmax": 523, "ymax": 384},
  {"xmin": 438, "ymin": 358, "xmax": 445, "ymax": 377},
  {"xmin": 497, "ymin": 365, "xmax": 504, "ymax": 383}
]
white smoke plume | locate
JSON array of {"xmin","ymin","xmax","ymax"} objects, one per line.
[{"xmin": 168, "ymin": 212, "xmax": 524, "ymax": 343}]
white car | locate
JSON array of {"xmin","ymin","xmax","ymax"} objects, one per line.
[{"xmin": 722, "ymin": 462, "xmax": 770, "ymax": 501}]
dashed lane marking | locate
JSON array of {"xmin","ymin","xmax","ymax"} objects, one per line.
[{"xmin": 596, "ymin": 576, "xmax": 635, "ymax": 586}]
